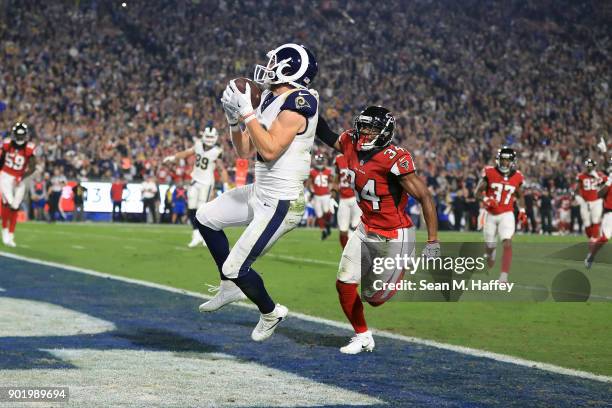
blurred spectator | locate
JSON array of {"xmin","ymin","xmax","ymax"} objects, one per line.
[
  {"xmin": 171, "ymin": 183, "xmax": 187, "ymax": 224},
  {"xmin": 162, "ymin": 183, "xmax": 174, "ymax": 223},
  {"xmin": 540, "ymin": 189, "xmax": 554, "ymax": 235},
  {"xmin": 72, "ymin": 180, "xmax": 88, "ymax": 222},
  {"xmin": 111, "ymin": 177, "xmax": 127, "ymax": 222},
  {"xmin": 48, "ymin": 168, "xmax": 66, "ymax": 222},
  {"xmin": 30, "ymin": 176, "xmax": 47, "ymax": 221},
  {"xmin": 141, "ymin": 176, "xmax": 159, "ymax": 223}
]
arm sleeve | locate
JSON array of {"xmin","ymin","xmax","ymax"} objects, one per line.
[{"xmin": 315, "ymin": 115, "xmax": 340, "ymax": 148}]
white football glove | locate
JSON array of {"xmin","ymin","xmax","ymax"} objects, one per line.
[
  {"xmin": 221, "ymin": 86, "xmax": 240, "ymax": 126},
  {"xmin": 597, "ymin": 137, "xmax": 608, "ymax": 153},
  {"xmin": 422, "ymin": 241, "xmax": 441, "ymax": 258},
  {"xmin": 162, "ymin": 155, "xmax": 176, "ymax": 164},
  {"xmin": 228, "ymin": 80, "xmax": 256, "ymax": 122}
]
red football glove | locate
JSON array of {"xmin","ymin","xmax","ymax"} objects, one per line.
[
  {"xmin": 482, "ymin": 196, "xmax": 498, "ymax": 211},
  {"xmin": 518, "ymin": 208, "xmax": 528, "ymax": 225}
]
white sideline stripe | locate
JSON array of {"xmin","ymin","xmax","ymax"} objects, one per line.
[
  {"xmin": 267, "ymin": 253, "xmax": 338, "ymax": 266},
  {"xmin": 1, "ymin": 251, "xmax": 611, "ymax": 384}
]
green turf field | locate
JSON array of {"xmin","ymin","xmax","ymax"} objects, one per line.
[{"xmin": 2, "ymin": 222, "xmax": 611, "ymax": 376}]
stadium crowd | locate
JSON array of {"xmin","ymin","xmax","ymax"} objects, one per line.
[{"xmin": 0, "ymin": 0, "xmax": 610, "ymax": 231}]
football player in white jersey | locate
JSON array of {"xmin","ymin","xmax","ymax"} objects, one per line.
[
  {"xmin": 194, "ymin": 43, "xmax": 319, "ymax": 342},
  {"xmin": 163, "ymin": 126, "xmax": 229, "ymax": 248}
]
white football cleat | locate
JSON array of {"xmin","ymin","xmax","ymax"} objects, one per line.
[
  {"xmin": 1, "ymin": 228, "xmax": 8, "ymax": 245},
  {"xmin": 251, "ymin": 304, "xmax": 288, "ymax": 342},
  {"xmin": 5, "ymin": 233, "xmax": 16, "ymax": 248},
  {"xmin": 498, "ymin": 272, "xmax": 509, "ymax": 283},
  {"xmin": 188, "ymin": 230, "xmax": 204, "ymax": 248},
  {"xmin": 198, "ymin": 280, "xmax": 246, "ymax": 312},
  {"xmin": 584, "ymin": 253, "xmax": 594, "ymax": 269},
  {"xmin": 340, "ymin": 330, "xmax": 375, "ymax": 354}
]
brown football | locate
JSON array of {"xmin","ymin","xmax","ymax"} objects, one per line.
[{"xmin": 233, "ymin": 77, "xmax": 262, "ymax": 108}]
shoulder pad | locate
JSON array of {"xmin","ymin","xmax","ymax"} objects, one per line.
[
  {"xmin": 390, "ymin": 150, "xmax": 416, "ymax": 176},
  {"xmin": 280, "ymin": 90, "xmax": 318, "ymax": 118}
]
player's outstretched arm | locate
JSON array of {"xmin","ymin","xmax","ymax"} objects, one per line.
[
  {"xmin": 399, "ymin": 173, "xmax": 438, "ymax": 242},
  {"xmin": 163, "ymin": 148, "xmax": 195, "ymax": 163},
  {"xmin": 245, "ymin": 110, "xmax": 305, "ymax": 162},
  {"xmin": 316, "ymin": 115, "xmax": 341, "ymax": 152}
]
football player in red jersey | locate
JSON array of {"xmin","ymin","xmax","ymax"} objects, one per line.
[
  {"xmin": 334, "ymin": 153, "xmax": 361, "ymax": 248},
  {"xmin": 317, "ymin": 106, "xmax": 439, "ymax": 354},
  {"xmin": 574, "ymin": 159, "xmax": 607, "ymax": 239},
  {"xmin": 475, "ymin": 147, "xmax": 526, "ymax": 283},
  {"xmin": 307, "ymin": 153, "xmax": 333, "ymax": 239},
  {"xmin": 585, "ymin": 157, "xmax": 612, "ymax": 268},
  {"xmin": 0, "ymin": 123, "xmax": 38, "ymax": 247}
]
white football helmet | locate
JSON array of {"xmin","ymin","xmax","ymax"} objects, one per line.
[
  {"xmin": 201, "ymin": 126, "xmax": 218, "ymax": 147},
  {"xmin": 253, "ymin": 43, "xmax": 318, "ymax": 89}
]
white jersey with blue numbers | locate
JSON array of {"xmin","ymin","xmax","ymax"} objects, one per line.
[
  {"xmin": 255, "ymin": 88, "xmax": 319, "ymax": 200},
  {"xmin": 191, "ymin": 140, "xmax": 222, "ymax": 185}
]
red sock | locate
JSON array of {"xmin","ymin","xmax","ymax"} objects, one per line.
[
  {"xmin": 1, "ymin": 205, "xmax": 9, "ymax": 229},
  {"xmin": 585, "ymin": 226, "xmax": 592, "ymax": 238},
  {"xmin": 317, "ymin": 217, "xmax": 325, "ymax": 229},
  {"xmin": 501, "ymin": 245, "xmax": 512, "ymax": 274},
  {"xmin": 336, "ymin": 280, "xmax": 368, "ymax": 333},
  {"xmin": 9, "ymin": 209, "xmax": 18, "ymax": 233},
  {"xmin": 339, "ymin": 233, "xmax": 348, "ymax": 248},
  {"xmin": 591, "ymin": 224, "xmax": 600, "ymax": 238},
  {"xmin": 589, "ymin": 235, "xmax": 608, "ymax": 257}
]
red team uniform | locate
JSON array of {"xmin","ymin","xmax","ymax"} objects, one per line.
[
  {"xmin": 479, "ymin": 147, "xmax": 525, "ymax": 283},
  {"xmin": 309, "ymin": 156, "xmax": 333, "ymax": 237},
  {"xmin": 576, "ymin": 171, "xmax": 607, "ymax": 238},
  {"xmin": 0, "ymin": 124, "xmax": 36, "ymax": 247},
  {"xmin": 585, "ymin": 171, "xmax": 612, "ymax": 268},
  {"xmin": 334, "ymin": 153, "xmax": 361, "ymax": 248},
  {"xmin": 481, "ymin": 165, "xmax": 524, "ymax": 243}
]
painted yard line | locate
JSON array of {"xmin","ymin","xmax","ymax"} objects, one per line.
[
  {"xmin": 72, "ymin": 245, "xmax": 86, "ymax": 250},
  {"xmin": 1, "ymin": 251, "xmax": 611, "ymax": 384},
  {"xmin": 266, "ymin": 253, "xmax": 338, "ymax": 266}
]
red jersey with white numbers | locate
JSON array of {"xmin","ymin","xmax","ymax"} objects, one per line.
[
  {"xmin": 0, "ymin": 139, "xmax": 36, "ymax": 178},
  {"xmin": 338, "ymin": 131, "xmax": 414, "ymax": 235},
  {"xmin": 576, "ymin": 172, "xmax": 607, "ymax": 202},
  {"xmin": 309, "ymin": 167, "xmax": 332, "ymax": 196},
  {"xmin": 482, "ymin": 166, "xmax": 524, "ymax": 215},
  {"xmin": 334, "ymin": 154, "xmax": 355, "ymax": 199}
]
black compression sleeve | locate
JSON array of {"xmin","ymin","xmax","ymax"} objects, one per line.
[{"xmin": 316, "ymin": 115, "xmax": 340, "ymax": 148}]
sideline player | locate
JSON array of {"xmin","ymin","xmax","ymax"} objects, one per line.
[
  {"xmin": 0, "ymin": 123, "xmax": 37, "ymax": 247},
  {"xmin": 575, "ymin": 159, "xmax": 607, "ymax": 239},
  {"xmin": 334, "ymin": 152, "xmax": 361, "ymax": 248},
  {"xmin": 317, "ymin": 106, "xmax": 440, "ymax": 354},
  {"xmin": 307, "ymin": 153, "xmax": 332, "ymax": 239},
  {"xmin": 584, "ymin": 157, "xmax": 612, "ymax": 268},
  {"xmin": 475, "ymin": 147, "xmax": 527, "ymax": 283},
  {"xmin": 195, "ymin": 43, "xmax": 319, "ymax": 342},
  {"xmin": 163, "ymin": 126, "xmax": 229, "ymax": 248}
]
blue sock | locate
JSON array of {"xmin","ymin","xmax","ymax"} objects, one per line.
[
  {"xmin": 188, "ymin": 209, "xmax": 197, "ymax": 230},
  {"xmin": 231, "ymin": 271, "xmax": 275, "ymax": 314},
  {"xmin": 194, "ymin": 218, "xmax": 230, "ymax": 280}
]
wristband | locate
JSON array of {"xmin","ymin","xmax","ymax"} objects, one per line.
[
  {"xmin": 243, "ymin": 111, "xmax": 256, "ymax": 124},
  {"xmin": 230, "ymin": 125, "xmax": 240, "ymax": 133}
]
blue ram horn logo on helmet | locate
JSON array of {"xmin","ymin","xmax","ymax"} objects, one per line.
[{"xmin": 253, "ymin": 43, "xmax": 318, "ymax": 89}]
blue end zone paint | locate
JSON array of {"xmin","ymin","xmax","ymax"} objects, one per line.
[{"xmin": 1, "ymin": 258, "xmax": 611, "ymax": 407}]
